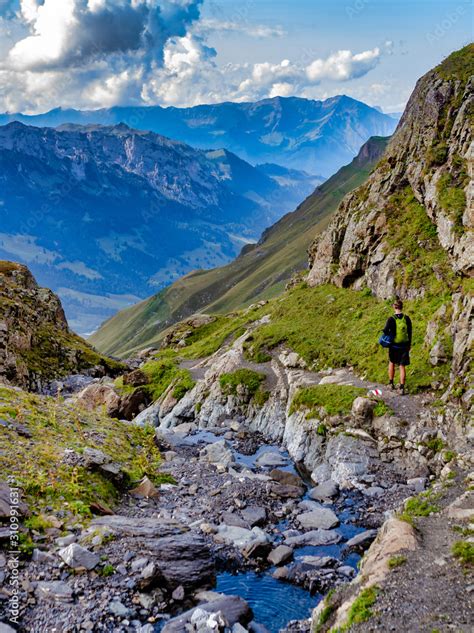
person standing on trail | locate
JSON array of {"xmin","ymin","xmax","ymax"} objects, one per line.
[{"xmin": 383, "ymin": 298, "xmax": 412, "ymax": 395}]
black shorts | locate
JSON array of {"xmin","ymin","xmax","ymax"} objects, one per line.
[{"xmin": 389, "ymin": 346, "xmax": 410, "ymax": 366}]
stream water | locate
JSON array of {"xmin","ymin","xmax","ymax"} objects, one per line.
[{"xmin": 177, "ymin": 432, "xmax": 366, "ymax": 632}]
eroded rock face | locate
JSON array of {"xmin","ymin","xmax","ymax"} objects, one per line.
[
  {"xmin": 0, "ymin": 261, "xmax": 120, "ymax": 390},
  {"xmin": 306, "ymin": 65, "xmax": 473, "ymax": 394}
]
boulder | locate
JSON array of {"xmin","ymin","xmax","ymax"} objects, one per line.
[
  {"xmin": 308, "ymin": 480, "xmax": 339, "ymax": 501},
  {"xmin": 345, "ymin": 529, "xmax": 378, "ymax": 552},
  {"xmin": 34, "ymin": 581, "xmax": 73, "ymax": 602},
  {"xmin": 199, "ymin": 440, "xmax": 235, "ymax": 467},
  {"xmin": 216, "ymin": 525, "xmax": 269, "ymax": 551},
  {"xmin": 123, "ymin": 369, "xmax": 148, "ymax": 387},
  {"xmin": 297, "ymin": 508, "xmax": 339, "ymax": 530},
  {"xmin": 268, "ymin": 482, "xmax": 304, "ymax": 498},
  {"xmin": 256, "ymin": 451, "xmax": 289, "ymax": 468},
  {"xmin": 285, "ymin": 529, "xmax": 342, "ymax": 547},
  {"xmin": 118, "ymin": 387, "xmax": 151, "ymax": 420},
  {"xmin": 162, "ymin": 595, "xmax": 252, "ymax": 633},
  {"xmin": 269, "ymin": 469, "xmax": 304, "ymax": 488},
  {"xmin": 91, "ymin": 515, "xmax": 187, "ymax": 538},
  {"xmin": 267, "ymin": 545, "xmax": 294, "ymax": 566},
  {"xmin": 220, "ymin": 512, "xmax": 249, "ymax": 529},
  {"xmin": 351, "ymin": 397, "xmax": 376, "ymax": 422},
  {"xmin": 76, "ymin": 383, "xmax": 121, "ymax": 417},
  {"xmin": 130, "ymin": 476, "xmax": 160, "ymax": 499},
  {"xmin": 133, "ymin": 401, "xmax": 161, "ymax": 427},
  {"xmin": 58, "ymin": 543, "xmax": 100, "ymax": 570},
  {"xmin": 145, "ymin": 533, "xmax": 215, "ymax": 590}
]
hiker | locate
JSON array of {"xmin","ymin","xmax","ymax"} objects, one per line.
[{"xmin": 383, "ymin": 298, "xmax": 412, "ymax": 395}]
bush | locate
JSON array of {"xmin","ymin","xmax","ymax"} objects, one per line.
[
  {"xmin": 219, "ymin": 369, "xmax": 265, "ymax": 397},
  {"xmin": 290, "ymin": 384, "xmax": 366, "ymax": 418}
]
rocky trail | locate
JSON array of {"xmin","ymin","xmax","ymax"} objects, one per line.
[{"xmin": 3, "ymin": 411, "xmax": 412, "ymax": 633}]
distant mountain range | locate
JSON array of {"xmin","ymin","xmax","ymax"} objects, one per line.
[
  {"xmin": 0, "ymin": 95, "xmax": 398, "ymax": 177},
  {"xmin": 90, "ymin": 136, "xmax": 390, "ymax": 357},
  {"xmin": 0, "ymin": 122, "xmax": 321, "ymax": 334}
]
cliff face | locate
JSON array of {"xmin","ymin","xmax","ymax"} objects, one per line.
[
  {"xmin": 0, "ymin": 261, "xmax": 122, "ymax": 389},
  {"xmin": 307, "ymin": 45, "xmax": 473, "ymax": 395}
]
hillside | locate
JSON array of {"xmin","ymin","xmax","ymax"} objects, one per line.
[
  {"xmin": 90, "ymin": 136, "xmax": 389, "ymax": 357},
  {"xmin": 0, "ymin": 122, "xmax": 317, "ymax": 335},
  {"xmin": 0, "ymin": 95, "xmax": 398, "ymax": 177},
  {"xmin": 0, "ymin": 261, "xmax": 122, "ymax": 390}
]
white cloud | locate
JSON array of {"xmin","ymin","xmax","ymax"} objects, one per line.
[{"xmin": 0, "ymin": 1, "xmax": 383, "ymax": 112}]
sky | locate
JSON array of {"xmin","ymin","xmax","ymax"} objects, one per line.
[{"xmin": 0, "ymin": 0, "xmax": 471, "ymax": 114}]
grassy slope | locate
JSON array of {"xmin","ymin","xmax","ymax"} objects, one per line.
[{"xmin": 90, "ymin": 136, "xmax": 389, "ymax": 357}]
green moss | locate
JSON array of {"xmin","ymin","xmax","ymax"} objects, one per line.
[
  {"xmin": 219, "ymin": 369, "xmax": 265, "ymax": 397},
  {"xmin": 99, "ymin": 564, "xmax": 116, "ymax": 577},
  {"xmin": 172, "ymin": 372, "xmax": 196, "ymax": 401},
  {"xmin": 436, "ymin": 172, "xmax": 467, "ymax": 232},
  {"xmin": 0, "ymin": 387, "xmax": 170, "ymax": 532},
  {"xmin": 373, "ymin": 401, "xmax": 393, "ymax": 417},
  {"xmin": 314, "ymin": 591, "xmax": 336, "ymax": 632},
  {"xmin": 452, "ymin": 540, "xmax": 474, "ymax": 566},
  {"xmin": 425, "ymin": 437, "xmax": 445, "ymax": 453},
  {"xmin": 317, "ymin": 423, "xmax": 328, "ymax": 436},
  {"xmin": 398, "ymin": 493, "xmax": 439, "ymax": 524},
  {"xmin": 388, "ymin": 555, "xmax": 407, "ymax": 569},
  {"xmin": 290, "ymin": 384, "xmax": 366, "ymax": 418},
  {"xmin": 254, "ymin": 389, "xmax": 270, "ymax": 407},
  {"xmin": 426, "ymin": 141, "xmax": 448, "ymax": 167},
  {"xmin": 337, "ymin": 586, "xmax": 379, "ymax": 631}
]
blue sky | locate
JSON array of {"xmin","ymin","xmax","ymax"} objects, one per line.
[{"xmin": 0, "ymin": 0, "xmax": 471, "ymax": 113}]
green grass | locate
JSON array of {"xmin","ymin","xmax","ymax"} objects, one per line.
[
  {"xmin": 314, "ymin": 590, "xmax": 336, "ymax": 632},
  {"xmin": 452, "ymin": 541, "xmax": 474, "ymax": 566},
  {"xmin": 0, "ymin": 386, "xmax": 172, "ymax": 531},
  {"xmin": 388, "ymin": 555, "xmax": 407, "ymax": 569},
  {"xmin": 337, "ymin": 586, "xmax": 379, "ymax": 631},
  {"xmin": 243, "ymin": 283, "xmax": 451, "ymax": 393},
  {"xmin": 90, "ymin": 139, "xmax": 389, "ymax": 358},
  {"xmin": 435, "ymin": 44, "xmax": 474, "ymax": 83},
  {"xmin": 219, "ymin": 369, "xmax": 265, "ymax": 397},
  {"xmin": 290, "ymin": 384, "xmax": 366, "ymax": 418},
  {"xmin": 373, "ymin": 401, "xmax": 393, "ymax": 417},
  {"xmin": 425, "ymin": 437, "xmax": 445, "ymax": 453},
  {"xmin": 398, "ymin": 491, "xmax": 440, "ymax": 525}
]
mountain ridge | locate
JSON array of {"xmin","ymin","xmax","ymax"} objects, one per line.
[{"xmin": 0, "ymin": 95, "xmax": 398, "ymax": 177}]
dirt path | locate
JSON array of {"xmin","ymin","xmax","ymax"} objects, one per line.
[{"xmin": 351, "ymin": 475, "xmax": 474, "ymax": 633}]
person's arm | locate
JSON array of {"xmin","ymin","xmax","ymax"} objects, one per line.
[
  {"xmin": 383, "ymin": 316, "xmax": 394, "ymax": 337},
  {"xmin": 407, "ymin": 316, "xmax": 412, "ymax": 347}
]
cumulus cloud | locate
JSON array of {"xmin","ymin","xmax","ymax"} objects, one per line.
[
  {"xmin": 0, "ymin": 1, "xmax": 383, "ymax": 112},
  {"xmin": 6, "ymin": 0, "xmax": 204, "ymax": 70}
]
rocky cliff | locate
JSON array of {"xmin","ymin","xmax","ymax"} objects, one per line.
[
  {"xmin": 307, "ymin": 45, "xmax": 473, "ymax": 395},
  {"xmin": 0, "ymin": 261, "xmax": 123, "ymax": 389}
]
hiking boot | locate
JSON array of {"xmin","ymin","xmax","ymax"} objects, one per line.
[
  {"xmin": 399, "ymin": 384, "xmax": 406, "ymax": 395},
  {"xmin": 389, "ymin": 380, "xmax": 396, "ymax": 391}
]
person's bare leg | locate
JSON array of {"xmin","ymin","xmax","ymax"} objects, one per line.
[
  {"xmin": 400, "ymin": 365, "xmax": 406, "ymax": 385},
  {"xmin": 388, "ymin": 361, "xmax": 395, "ymax": 386}
]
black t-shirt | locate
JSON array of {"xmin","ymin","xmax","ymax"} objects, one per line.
[{"xmin": 383, "ymin": 314, "xmax": 412, "ymax": 346}]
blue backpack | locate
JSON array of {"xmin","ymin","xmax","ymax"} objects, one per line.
[{"xmin": 379, "ymin": 332, "xmax": 393, "ymax": 348}]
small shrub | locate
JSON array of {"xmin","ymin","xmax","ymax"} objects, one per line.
[
  {"xmin": 425, "ymin": 437, "xmax": 445, "ymax": 453},
  {"xmin": 452, "ymin": 540, "xmax": 474, "ymax": 566},
  {"xmin": 100, "ymin": 564, "xmax": 116, "ymax": 577},
  {"xmin": 219, "ymin": 369, "xmax": 265, "ymax": 397},
  {"xmin": 290, "ymin": 384, "xmax": 365, "ymax": 418},
  {"xmin": 373, "ymin": 400, "xmax": 393, "ymax": 417},
  {"xmin": 316, "ymin": 423, "xmax": 328, "ymax": 436},
  {"xmin": 388, "ymin": 555, "xmax": 407, "ymax": 569},
  {"xmin": 343, "ymin": 586, "xmax": 378, "ymax": 629},
  {"xmin": 254, "ymin": 389, "xmax": 270, "ymax": 407}
]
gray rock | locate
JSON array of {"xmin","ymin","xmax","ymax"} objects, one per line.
[
  {"xmin": 285, "ymin": 529, "xmax": 342, "ymax": 547},
  {"xmin": 55, "ymin": 534, "xmax": 76, "ymax": 547},
  {"xmin": 240, "ymin": 506, "xmax": 267, "ymax": 527},
  {"xmin": 32, "ymin": 549, "xmax": 55, "ymax": 564},
  {"xmin": 109, "ymin": 601, "xmax": 131, "ymax": 617},
  {"xmin": 0, "ymin": 623, "xmax": 17, "ymax": 633},
  {"xmin": 363, "ymin": 486, "xmax": 384, "ymax": 497},
  {"xmin": 256, "ymin": 451, "xmax": 288, "ymax": 468},
  {"xmin": 345, "ymin": 529, "xmax": 378, "ymax": 551},
  {"xmin": 216, "ymin": 525, "xmax": 269, "ymax": 550},
  {"xmin": 131, "ymin": 557, "xmax": 149, "ymax": 572},
  {"xmin": 35, "ymin": 580, "xmax": 73, "ymax": 602},
  {"xmin": 221, "ymin": 512, "xmax": 249, "ymax": 529},
  {"xmin": 267, "ymin": 545, "xmax": 294, "ymax": 566},
  {"xmin": 199, "ymin": 440, "xmax": 235, "ymax": 467},
  {"xmin": 407, "ymin": 477, "xmax": 426, "ymax": 493},
  {"xmin": 352, "ymin": 397, "xmax": 376, "ymax": 421},
  {"xmin": 162, "ymin": 595, "xmax": 252, "ymax": 633},
  {"xmin": 91, "ymin": 515, "xmax": 186, "ymax": 538},
  {"xmin": 58, "ymin": 543, "xmax": 99, "ymax": 570},
  {"xmin": 338, "ymin": 565, "xmax": 356, "ymax": 578},
  {"xmin": 297, "ymin": 508, "xmax": 339, "ymax": 530},
  {"xmin": 145, "ymin": 533, "xmax": 215, "ymax": 590},
  {"xmin": 308, "ymin": 480, "xmax": 339, "ymax": 501}
]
